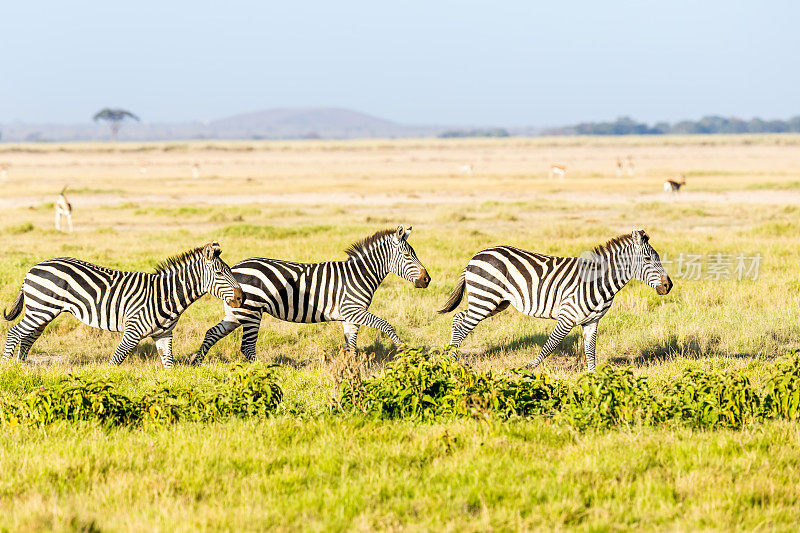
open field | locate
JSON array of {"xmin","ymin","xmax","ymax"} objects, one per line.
[{"xmin": 1, "ymin": 135, "xmax": 800, "ymax": 530}]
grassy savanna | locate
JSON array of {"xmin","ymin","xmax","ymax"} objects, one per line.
[{"xmin": 1, "ymin": 136, "xmax": 800, "ymax": 530}]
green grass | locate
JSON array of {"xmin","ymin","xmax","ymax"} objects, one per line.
[
  {"xmin": 3, "ymin": 418, "xmax": 800, "ymax": 531},
  {"xmin": 2, "ymin": 137, "xmax": 800, "ymax": 529}
]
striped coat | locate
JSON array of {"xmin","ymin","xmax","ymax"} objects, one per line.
[
  {"xmin": 192, "ymin": 226, "xmax": 430, "ymax": 363},
  {"xmin": 3, "ymin": 242, "xmax": 243, "ymax": 368},
  {"xmin": 439, "ymin": 230, "xmax": 672, "ymax": 371}
]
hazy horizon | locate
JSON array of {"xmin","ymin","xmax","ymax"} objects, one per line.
[{"xmin": 4, "ymin": 1, "xmax": 799, "ymax": 127}]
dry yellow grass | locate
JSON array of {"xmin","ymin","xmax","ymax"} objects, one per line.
[
  {"xmin": 1, "ymin": 135, "xmax": 798, "ymax": 379},
  {"xmin": 2, "ymin": 135, "xmax": 800, "ymax": 201},
  {"xmin": 2, "ymin": 136, "xmax": 800, "ymax": 530}
]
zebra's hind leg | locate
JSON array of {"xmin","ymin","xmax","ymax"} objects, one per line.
[
  {"xmin": 5, "ymin": 310, "xmax": 60, "ymax": 361},
  {"xmin": 110, "ymin": 326, "xmax": 142, "ymax": 366},
  {"xmin": 342, "ymin": 322, "xmax": 359, "ymax": 352},
  {"xmin": 449, "ymin": 302, "xmax": 506, "ymax": 347},
  {"xmin": 525, "ymin": 316, "xmax": 575, "ymax": 371}
]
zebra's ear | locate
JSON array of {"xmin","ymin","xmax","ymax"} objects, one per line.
[
  {"xmin": 404, "ymin": 226, "xmax": 412, "ymax": 240},
  {"xmin": 631, "ymin": 229, "xmax": 649, "ymax": 245},
  {"xmin": 203, "ymin": 241, "xmax": 222, "ymax": 260},
  {"xmin": 395, "ymin": 225, "xmax": 405, "ymax": 242}
]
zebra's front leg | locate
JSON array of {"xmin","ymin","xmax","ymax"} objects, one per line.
[
  {"xmin": 154, "ymin": 333, "xmax": 175, "ymax": 369},
  {"xmin": 525, "ymin": 316, "xmax": 575, "ymax": 371},
  {"xmin": 240, "ymin": 320, "xmax": 261, "ymax": 362},
  {"xmin": 191, "ymin": 319, "xmax": 241, "ymax": 365},
  {"xmin": 582, "ymin": 319, "xmax": 599, "ymax": 373},
  {"xmin": 110, "ymin": 326, "xmax": 142, "ymax": 366},
  {"xmin": 342, "ymin": 309, "xmax": 402, "ymax": 347},
  {"xmin": 342, "ymin": 322, "xmax": 359, "ymax": 352}
]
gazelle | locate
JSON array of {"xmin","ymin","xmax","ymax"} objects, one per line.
[
  {"xmin": 192, "ymin": 162, "xmax": 200, "ymax": 179},
  {"xmin": 548, "ymin": 164, "xmax": 566, "ymax": 179},
  {"xmin": 616, "ymin": 158, "xmax": 624, "ymax": 177},
  {"xmin": 664, "ymin": 175, "xmax": 686, "ymax": 195},
  {"xmin": 625, "ymin": 155, "xmax": 635, "ymax": 177},
  {"xmin": 458, "ymin": 164, "xmax": 473, "ymax": 176},
  {"xmin": 55, "ymin": 186, "xmax": 73, "ymax": 233},
  {"xmin": 138, "ymin": 163, "xmax": 149, "ymax": 175},
  {"xmin": 0, "ymin": 164, "xmax": 8, "ymax": 180}
]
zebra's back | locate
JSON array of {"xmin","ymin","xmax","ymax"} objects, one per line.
[
  {"xmin": 232, "ymin": 258, "xmax": 347, "ymax": 323},
  {"xmin": 466, "ymin": 246, "xmax": 584, "ymax": 319},
  {"xmin": 24, "ymin": 257, "xmax": 151, "ymax": 331}
]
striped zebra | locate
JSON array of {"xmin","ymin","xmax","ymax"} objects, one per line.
[
  {"xmin": 3, "ymin": 242, "xmax": 244, "ymax": 368},
  {"xmin": 438, "ymin": 229, "xmax": 672, "ymax": 372},
  {"xmin": 190, "ymin": 226, "xmax": 430, "ymax": 364}
]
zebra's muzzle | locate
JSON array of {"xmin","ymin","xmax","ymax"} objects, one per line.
[
  {"xmin": 656, "ymin": 275, "xmax": 673, "ymax": 295},
  {"xmin": 228, "ymin": 287, "xmax": 245, "ymax": 308},
  {"xmin": 415, "ymin": 269, "xmax": 431, "ymax": 288}
]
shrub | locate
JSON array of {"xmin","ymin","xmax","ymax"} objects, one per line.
[
  {"xmin": 337, "ymin": 348, "xmax": 800, "ymax": 430},
  {"xmin": 1, "ymin": 365, "xmax": 283, "ymax": 428}
]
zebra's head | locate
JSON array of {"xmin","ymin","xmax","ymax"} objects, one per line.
[
  {"xmin": 389, "ymin": 225, "xmax": 430, "ymax": 288},
  {"xmin": 629, "ymin": 229, "xmax": 672, "ymax": 295},
  {"xmin": 200, "ymin": 242, "xmax": 245, "ymax": 308}
]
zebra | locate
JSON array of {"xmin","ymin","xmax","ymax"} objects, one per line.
[
  {"xmin": 438, "ymin": 229, "xmax": 672, "ymax": 372},
  {"xmin": 3, "ymin": 242, "xmax": 244, "ymax": 368},
  {"xmin": 190, "ymin": 225, "xmax": 430, "ymax": 364}
]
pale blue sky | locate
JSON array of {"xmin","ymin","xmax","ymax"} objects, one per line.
[{"xmin": 2, "ymin": 0, "xmax": 798, "ymax": 126}]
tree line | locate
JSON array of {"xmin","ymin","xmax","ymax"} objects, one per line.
[{"xmin": 545, "ymin": 115, "xmax": 800, "ymax": 136}]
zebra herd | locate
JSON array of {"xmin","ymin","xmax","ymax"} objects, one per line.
[{"xmin": 2, "ymin": 225, "xmax": 672, "ymax": 372}]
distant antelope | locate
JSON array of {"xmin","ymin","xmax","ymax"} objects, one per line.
[
  {"xmin": 616, "ymin": 158, "xmax": 624, "ymax": 177},
  {"xmin": 458, "ymin": 164, "xmax": 473, "ymax": 176},
  {"xmin": 55, "ymin": 186, "xmax": 73, "ymax": 233},
  {"xmin": 138, "ymin": 163, "xmax": 149, "ymax": 175},
  {"xmin": 625, "ymin": 155, "xmax": 635, "ymax": 177},
  {"xmin": 548, "ymin": 164, "xmax": 566, "ymax": 179},
  {"xmin": 192, "ymin": 162, "xmax": 200, "ymax": 179},
  {"xmin": 0, "ymin": 164, "xmax": 8, "ymax": 180},
  {"xmin": 664, "ymin": 175, "xmax": 686, "ymax": 195}
]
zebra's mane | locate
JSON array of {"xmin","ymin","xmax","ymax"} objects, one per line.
[
  {"xmin": 344, "ymin": 228, "xmax": 396, "ymax": 258},
  {"xmin": 154, "ymin": 246, "xmax": 205, "ymax": 273},
  {"xmin": 591, "ymin": 232, "xmax": 645, "ymax": 255}
]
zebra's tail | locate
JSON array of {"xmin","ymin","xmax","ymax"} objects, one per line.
[
  {"xmin": 438, "ymin": 271, "xmax": 466, "ymax": 314},
  {"xmin": 3, "ymin": 289, "xmax": 24, "ymax": 321}
]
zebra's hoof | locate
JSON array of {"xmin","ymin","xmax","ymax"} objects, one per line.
[{"xmin": 186, "ymin": 352, "xmax": 203, "ymax": 366}]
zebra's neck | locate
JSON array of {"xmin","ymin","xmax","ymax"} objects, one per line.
[
  {"xmin": 344, "ymin": 240, "xmax": 391, "ymax": 290},
  {"xmin": 155, "ymin": 254, "xmax": 205, "ymax": 314},
  {"xmin": 591, "ymin": 237, "xmax": 635, "ymax": 294}
]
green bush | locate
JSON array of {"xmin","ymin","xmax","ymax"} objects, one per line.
[
  {"xmin": 1, "ymin": 365, "xmax": 283, "ymax": 428},
  {"xmin": 337, "ymin": 348, "xmax": 800, "ymax": 430},
  {"xmin": 761, "ymin": 354, "xmax": 800, "ymax": 420},
  {"xmin": 661, "ymin": 369, "xmax": 759, "ymax": 428},
  {"xmin": 338, "ymin": 348, "xmax": 562, "ymax": 420}
]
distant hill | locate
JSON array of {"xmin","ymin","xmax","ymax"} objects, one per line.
[
  {"xmin": 0, "ymin": 107, "xmax": 443, "ymax": 142},
  {"xmin": 209, "ymin": 107, "xmax": 414, "ymax": 139}
]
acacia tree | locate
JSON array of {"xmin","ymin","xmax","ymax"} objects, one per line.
[{"xmin": 93, "ymin": 108, "xmax": 139, "ymax": 141}]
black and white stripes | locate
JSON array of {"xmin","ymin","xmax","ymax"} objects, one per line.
[
  {"xmin": 192, "ymin": 225, "xmax": 430, "ymax": 363},
  {"xmin": 439, "ymin": 229, "xmax": 672, "ymax": 372},
  {"xmin": 3, "ymin": 242, "xmax": 243, "ymax": 368}
]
